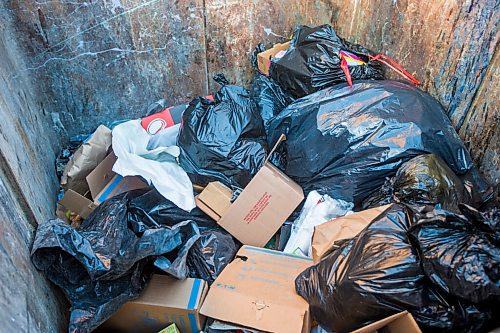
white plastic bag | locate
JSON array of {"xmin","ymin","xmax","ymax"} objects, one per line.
[
  {"xmin": 284, "ymin": 191, "xmax": 353, "ymax": 256},
  {"xmin": 112, "ymin": 119, "xmax": 195, "ymax": 211}
]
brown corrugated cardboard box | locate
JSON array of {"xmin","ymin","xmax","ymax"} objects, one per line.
[
  {"xmin": 58, "ymin": 152, "xmax": 148, "ymax": 217},
  {"xmin": 257, "ymin": 42, "xmax": 290, "ymax": 75},
  {"xmin": 351, "ymin": 311, "xmax": 422, "ymax": 333},
  {"xmin": 103, "ymin": 275, "xmax": 208, "ymax": 333},
  {"xmin": 312, "ymin": 205, "xmax": 391, "ymax": 263},
  {"xmin": 200, "ymin": 245, "xmax": 312, "ymax": 333},
  {"xmin": 196, "ymin": 135, "xmax": 304, "ymax": 247},
  {"xmin": 195, "ymin": 182, "xmax": 233, "ymax": 220}
]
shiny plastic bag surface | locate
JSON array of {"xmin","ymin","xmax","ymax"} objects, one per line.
[
  {"xmin": 267, "ymin": 80, "xmax": 473, "ymax": 207},
  {"xmin": 270, "ymin": 25, "xmax": 384, "ymax": 98},
  {"xmin": 31, "ymin": 190, "xmax": 189, "ymax": 333},
  {"xmin": 250, "ymin": 44, "xmax": 295, "ymax": 132},
  {"xmin": 363, "ymin": 154, "xmax": 471, "ymax": 212},
  {"xmin": 295, "ymin": 204, "xmax": 484, "ymax": 333},
  {"xmin": 409, "ymin": 204, "xmax": 500, "ymax": 304},
  {"xmin": 178, "ymin": 75, "xmax": 267, "ymax": 188}
]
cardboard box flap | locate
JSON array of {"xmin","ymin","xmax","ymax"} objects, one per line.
[
  {"xmin": 265, "ymin": 133, "xmax": 286, "ymax": 164},
  {"xmin": 58, "ymin": 189, "xmax": 97, "ymax": 219},
  {"xmin": 86, "ymin": 152, "xmax": 117, "ymax": 199},
  {"xmin": 312, "ymin": 204, "xmax": 391, "ymax": 263},
  {"xmin": 200, "ymin": 246, "xmax": 312, "ymax": 333},
  {"xmin": 257, "ymin": 42, "xmax": 290, "ymax": 75},
  {"xmin": 351, "ymin": 311, "xmax": 422, "ymax": 333},
  {"xmin": 197, "ymin": 182, "xmax": 232, "ymax": 218},
  {"xmin": 134, "ymin": 275, "xmax": 207, "ymax": 310}
]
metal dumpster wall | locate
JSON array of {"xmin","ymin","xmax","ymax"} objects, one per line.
[
  {"xmin": 0, "ymin": 4, "xmax": 68, "ymax": 332},
  {"xmin": 5, "ymin": 0, "xmax": 497, "ymax": 184}
]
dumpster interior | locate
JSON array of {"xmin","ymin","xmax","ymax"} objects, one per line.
[{"xmin": 0, "ymin": 1, "xmax": 497, "ymax": 332}]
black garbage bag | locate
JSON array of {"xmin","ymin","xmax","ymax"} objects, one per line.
[
  {"xmin": 295, "ymin": 204, "xmax": 488, "ymax": 333},
  {"xmin": 31, "ymin": 190, "xmax": 197, "ymax": 333},
  {"xmin": 187, "ymin": 228, "xmax": 239, "ymax": 284},
  {"xmin": 362, "ymin": 154, "xmax": 471, "ymax": 212},
  {"xmin": 269, "ymin": 24, "xmax": 384, "ymax": 98},
  {"xmin": 128, "ymin": 188, "xmax": 239, "ymax": 284},
  {"xmin": 267, "ymin": 80, "xmax": 473, "ymax": 207},
  {"xmin": 408, "ymin": 204, "xmax": 500, "ymax": 304},
  {"xmin": 250, "ymin": 44, "xmax": 295, "ymax": 132},
  {"xmin": 178, "ymin": 75, "xmax": 267, "ymax": 188}
]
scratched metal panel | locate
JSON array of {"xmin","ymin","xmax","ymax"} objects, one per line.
[
  {"xmin": 323, "ymin": 0, "xmax": 499, "ymax": 184},
  {"xmin": 0, "ymin": 5, "xmax": 67, "ymax": 331},
  {"xmin": 204, "ymin": 0, "xmax": 498, "ymax": 184},
  {"xmin": 204, "ymin": 0, "xmax": 337, "ymax": 90},
  {"xmin": 6, "ymin": 0, "xmax": 208, "ymax": 136}
]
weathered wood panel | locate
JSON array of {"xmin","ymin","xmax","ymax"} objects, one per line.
[{"xmin": 7, "ymin": 0, "xmax": 208, "ymax": 136}]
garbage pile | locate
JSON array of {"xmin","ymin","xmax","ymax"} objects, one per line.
[{"xmin": 33, "ymin": 24, "xmax": 498, "ymax": 333}]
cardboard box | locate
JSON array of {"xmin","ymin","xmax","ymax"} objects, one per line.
[
  {"xmin": 200, "ymin": 245, "xmax": 312, "ymax": 333},
  {"xmin": 196, "ymin": 135, "xmax": 304, "ymax": 247},
  {"xmin": 195, "ymin": 182, "xmax": 233, "ymax": 220},
  {"xmin": 352, "ymin": 311, "xmax": 422, "ymax": 333},
  {"xmin": 58, "ymin": 152, "xmax": 148, "ymax": 217},
  {"xmin": 103, "ymin": 275, "xmax": 208, "ymax": 333},
  {"xmin": 257, "ymin": 42, "xmax": 290, "ymax": 75},
  {"xmin": 311, "ymin": 205, "xmax": 391, "ymax": 263}
]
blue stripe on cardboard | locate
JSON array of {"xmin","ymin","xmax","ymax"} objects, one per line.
[
  {"xmin": 188, "ymin": 313, "xmax": 198, "ymax": 333},
  {"xmin": 97, "ymin": 175, "xmax": 123, "ymax": 203},
  {"xmin": 187, "ymin": 279, "xmax": 201, "ymax": 310},
  {"xmin": 245, "ymin": 246, "xmax": 313, "ymax": 261}
]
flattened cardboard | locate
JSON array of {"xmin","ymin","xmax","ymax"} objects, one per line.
[
  {"xmin": 257, "ymin": 42, "xmax": 290, "ymax": 75},
  {"xmin": 200, "ymin": 246, "xmax": 312, "ymax": 333},
  {"xmin": 312, "ymin": 205, "xmax": 391, "ymax": 263},
  {"xmin": 103, "ymin": 275, "xmax": 208, "ymax": 333},
  {"xmin": 196, "ymin": 182, "xmax": 232, "ymax": 219},
  {"xmin": 57, "ymin": 189, "xmax": 97, "ymax": 219},
  {"xmin": 352, "ymin": 311, "xmax": 422, "ymax": 333}
]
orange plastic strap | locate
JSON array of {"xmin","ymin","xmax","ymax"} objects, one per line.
[
  {"xmin": 369, "ymin": 54, "xmax": 421, "ymax": 85},
  {"xmin": 340, "ymin": 56, "xmax": 353, "ymax": 88}
]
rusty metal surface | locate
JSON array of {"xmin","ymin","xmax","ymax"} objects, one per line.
[
  {"xmin": 6, "ymin": 0, "xmax": 208, "ymax": 136},
  {"xmin": 2, "ymin": 0, "xmax": 498, "ymax": 183}
]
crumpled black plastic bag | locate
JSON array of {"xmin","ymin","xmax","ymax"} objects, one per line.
[
  {"xmin": 295, "ymin": 204, "xmax": 491, "ymax": 333},
  {"xmin": 250, "ymin": 44, "xmax": 295, "ymax": 133},
  {"xmin": 31, "ymin": 190, "xmax": 194, "ymax": 333},
  {"xmin": 363, "ymin": 154, "xmax": 471, "ymax": 212},
  {"xmin": 267, "ymin": 80, "xmax": 473, "ymax": 208},
  {"xmin": 270, "ymin": 24, "xmax": 384, "ymax": 98},
  {"xmin": 128, "ymin": 188, "xmax": 239, "ymax": 284},
  {"xmin": 409, "ymin": 204, "xmax": 500, "ymax": 304},
  {"xmin": 178, "ymin": 74, "xmax": 268, "ymax": 188}
]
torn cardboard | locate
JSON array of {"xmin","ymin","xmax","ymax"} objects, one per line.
[
  {"xmin": 312, "ymin": 205, "xmax": 391, "ymax": 263},
  {"xmin": 196, "ymin": 135, "xmax": 304, "ymax": 247},
  {"xmin": 200, "ymin": 245, "xmax": 312, "ymax": 333},
  {"xmin": 103, "ymin": 275, "xmax": 208, "ymax": 333},
  {"xmin": 351, "ymin": 311, "xmax": 422, "ymax": 333},
  {"xmin": 257, "ymin": 42, "xmax": 290, "ymax": 75},
  {"xmin": 61, "ymin": 125, "xmax": 112, "ymax": 194},
  {"xmin": 58, "ymin": 152, "xmax": 148, "ymax": 218}
]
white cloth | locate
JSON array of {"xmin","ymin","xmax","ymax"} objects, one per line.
[{"xmin": 112, "ymin": 119, "xmax": 195, "ymax": 211}]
